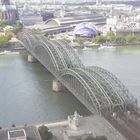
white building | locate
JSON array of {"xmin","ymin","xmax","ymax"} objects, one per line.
[
  {"xmin": 106, "ymin": 16, "xmax": 119, "ymax": 31},
  {"xmin": 96, "ymin": 0, "xmax": 102, "ymax": 5},
  {"xmin": 8, "ymin": 129, "xmax": 27, "ymax": 140}
]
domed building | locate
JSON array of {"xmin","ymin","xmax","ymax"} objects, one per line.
[{"xmin": 73, "ymin": 22, "xmax": 97, "ymax": 37}]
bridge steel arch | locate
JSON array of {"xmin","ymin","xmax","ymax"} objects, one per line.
[
  {"xmin": 59, "ymin": 67, "xmax": 136, "ymax": 114},
  {"xmin": 20, "ymin": 33, "xmax": 137, "ymax": 115},
  {"xmin": 91, "ymin": 66, "xmax": 136, "ymax": 106},
  {"xmin": 51, "ymin": 40, "xmax": 83, "ymax": 68},
  {"xmin": 22, "ymin": 34, "xmax": 60, "ymax": 72}
]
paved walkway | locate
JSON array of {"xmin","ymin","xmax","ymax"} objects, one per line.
[
  {"xmin": 36, "ymin": 115, "xmax": 126, "ymax": 140},
  {"xmin": 36, "ymin": 120, "xmax": 68, "ymax": 129}
]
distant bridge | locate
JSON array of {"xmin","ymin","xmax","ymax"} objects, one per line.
[{"xmin": 20, "ymin": 33, "xmax": 137, "ymax": 115}]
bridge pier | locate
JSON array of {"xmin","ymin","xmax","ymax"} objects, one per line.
[
  {"xmin": 28, "ymin": 54, "xmax": 37, "ymax": 63},
  {"xmin": 52, "ymin": 79, "xmax": 63, "ymax": 92}
]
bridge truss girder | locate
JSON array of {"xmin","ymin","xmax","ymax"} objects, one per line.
[{"xmin": 20, "ymin": 33, "xmax": 137, "ymax": 115}]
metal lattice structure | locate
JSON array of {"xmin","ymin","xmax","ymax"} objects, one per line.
[{"xmin": 20, "ymin": 33, "xmax": 137, "ymax": 115}]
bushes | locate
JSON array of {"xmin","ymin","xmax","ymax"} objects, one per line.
[
  {"xmin": 11, "ymin": 124, "xmax": 16, "ymax": 127},
  {"xmin": 0, "ymin": 21, "xmax": 6, "ymax": 28},
  {"xmin": 75, "ymin": 37, "xmax": 85, "ymax": 46},
  {"xmin": 3, "ymin": 23, "xmax": 23, "ymax": 35},
  {"xmin": 125, "ymin": 35, "xmax": 139, "ymax": 42},
  {"xmin": 84, "ymin": 136, "xmax": 107, "ymax": 140},
  {"xmin": 0, "ymin": 35, "xmax": 9, "ymax": 47},
  {"xmin": 113, "ymin": 35, "xmax": 126, "ymax": 43},
  {"xmin": 92, "ymin": 31, "xmax": 140, "ymax": 44},
  {"xmin": 38, "ymin": 125, "xmax": 52, "ymax": 140},
  {"xmin": 14, "ymin": 23, "xmax": 23, "ymax": 32},
  {"xmin": 93, "ymin": 36, "xmax": 107, "ymax": 44},
  {"xmin": 76, "ymin": 135, "xmax": 108, "ymax": 140},
  {"xmin": 5, "ymin": 30, "xmax": 13, "ymax": 40},
  {"xmin": 61, "ymin": 37, "xmax": 71, "ymax": 43}
]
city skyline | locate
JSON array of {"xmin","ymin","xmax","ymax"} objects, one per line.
[{"xmin": 11, "ymin": 0, "xmax": 140, "ymax": 3}]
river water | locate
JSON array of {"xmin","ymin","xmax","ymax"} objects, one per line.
[{"xmin": 0, "ymin": 46, "xmax": 140, "ymax": 127}]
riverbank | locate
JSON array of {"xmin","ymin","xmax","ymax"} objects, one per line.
[
  {"xmin": 0, "ymin": 44, "xmax": 24, "ymax": 52},
  {"xmin": 70, "ymin": 42, "xmax": 140, "ymax": 49},
  {"xmin": 36, "ymin": 115, "xmax": 126, "ymax": 140},
  {"xmin": 0, "ymin": 115, "xmax": 126, "ymax": 140}
]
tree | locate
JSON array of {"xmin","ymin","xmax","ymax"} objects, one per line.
[
  {"xmin": 0, "ymin": 35, "xmax": 9, "ymax": 47},
  {"xmin": 84, "ymin": 136, "xmax": 95, "ymax": 140},
  {"xmin": 0, "ymin": 21, "xmax": 6, "ymax": 28},
  {"xmin": 106, "ymin": 31, "xmax": 115, "ymax": 37},
  {"xmin": 62, "ymin": 37, "xmax": 71, "ymax": 43},
  {"xmin": 106, "ymin": 31, "xmax": 116, "ymax": 42},
  {"xmin": 114, "ymin": 35, "xmax": 126, "ymax": 43},
  {"xmin": 38, "ymin": 125, "xmax": 52, "ymax": 140},
  {"xmin": 125, "ymin": 35, "xmax": 139, "ymax": 42},
  {"xmin": 5, "ymin": 30, "xmax": 13, "ymax": 40},
  {"xmin": 93, "ymin": 36, "xmax": 106, "ymax": 44},
  {"xmin": 11, "ymin": 124, "xmax": 16, "ymax": 127},
  {"xmin": 14, "ymin": 23, "xmax": 23, "ymax": 32},
  {"xmin": 75, "ymin": 37, "xmax": 85, "ymax": 46},
  {"xmin": 93, "ymin": 136, "xmax": 107, "ymax": 140},
  {"xmin": 84, "ymin": 136, "xmax": 107, "ymax": 140},
  {"xmin": 3, "ymin": 26, "xmax": 14, "ymax": 32}
]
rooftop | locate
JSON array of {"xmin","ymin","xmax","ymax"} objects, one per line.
[
  {"xmin": 45, "ymin": 13, "xmax": 106, "ymax": 27},
  {"xmin": 8, "ymin": 129, "xmax": 26, "ymax": 139},
  {"xmin": 0, "ymin": 126, "xmax": 41, "ymax": 140}
]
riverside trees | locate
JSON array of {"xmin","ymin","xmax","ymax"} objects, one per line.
[
  {"xmin": 92, "ymin": 31, "xmax": 140, "ymax": 44},
  {"xmin": 38, "ymin": 125, "xmax": 52, "ymax": 140}
]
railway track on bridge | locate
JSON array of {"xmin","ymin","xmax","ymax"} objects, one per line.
[{"xmin": 106, "ymin": 110, "xmax": 140, "ymax": 140}]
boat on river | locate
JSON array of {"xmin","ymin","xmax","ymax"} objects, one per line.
[
  {"xmin": 98, "ymin": 45, "xmax": 116, "ymax": 50},
  {"xmin": 0, "ymin": 50, "xmax": 19, "ymax": 55},
  {"xmin": 82, "ymin": 47, "xmax": 92, "ymax": 51}
]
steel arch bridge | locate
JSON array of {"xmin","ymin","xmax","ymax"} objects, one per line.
[{"xmin": 20, "ymin": 32, "xmax": 137, "ymax": 115}]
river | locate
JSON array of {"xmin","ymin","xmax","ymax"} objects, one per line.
[{"xmin": 0, "ymin": 46, "xmax": 140, "ymax": 127}]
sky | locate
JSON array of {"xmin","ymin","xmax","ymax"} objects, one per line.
[
  {"xmin": 11, "ymin": 0, "xmax": 140, "ymax": 2},
  {"xmin": 10, "ymin": 0, "xmax": 140, "ymax": 4}
]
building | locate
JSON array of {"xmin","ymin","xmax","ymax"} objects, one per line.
[
  {"xmin": 73, "ymin": 22, "xmax": 98, "ymax": 37},
  {"xmin": 96, "ymin": 0, "xmax": 102, "ymax": 5},
  {"xmin": 40, "ymin": 13, "xmax": 106, "ymax": 36},
  {"xmin": 0, "ymin": 126, "xmax": 41, "ymax": 140},
  {"xmin": 45, "ymin": 13, "xmax": 106, "ymax": 27},
  {"xmin": 0, "ymin": 0, "xmax": 19, "ymax": 24},
  {"xmin": 8, "ymin": 129, "xmax": 26, "ymax": 140},
  {"xmin": 41, "ymin": 12, "xmax": 54, "ymax": 21},
  {"xmin": 115, "ymin": 28, "xmax": 140, "ymax": 37}
]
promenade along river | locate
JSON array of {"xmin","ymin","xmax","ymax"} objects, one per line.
[{"xmin": 0, "ymin": 46, "xmax": 140, "ymax": 127}]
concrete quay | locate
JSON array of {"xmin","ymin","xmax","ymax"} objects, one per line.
[{"xmin": 36, "ymin": 115, "xmax": 126, "ymax": 140}]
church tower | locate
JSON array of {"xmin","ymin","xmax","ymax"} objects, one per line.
[
  {"xmin": 0, "ymin": 0, "xmax": 19, "ymax": 24},
  {"xmin": 1, "ymin": 0, "xmax": 10, "ymax": 5}
]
